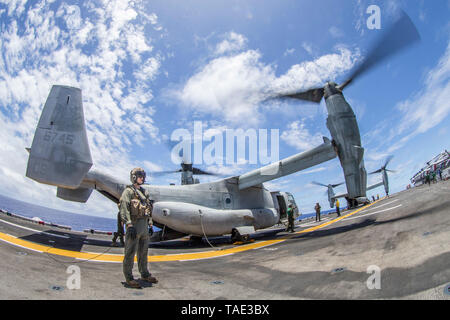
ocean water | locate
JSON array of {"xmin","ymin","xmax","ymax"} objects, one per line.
[
  {"xmin": 0, "ymin": 194, "xmax": 116, "ymax": 232},
  {"xmin": 0, "ymin": 193, "xmax": 341, "ymax": 232}
]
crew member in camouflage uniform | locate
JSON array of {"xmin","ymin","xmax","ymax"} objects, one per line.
[
  {"xmin": 120, "ymin": 167, "xmax": 158, "ymax": 288},
  {"xmin": 286, "ymin": 204, "xmax": 295, "ymax": 233}
]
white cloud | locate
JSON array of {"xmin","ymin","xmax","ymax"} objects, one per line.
[
  {"xmin": 283, "ymin": 48, "xmax": 295, "ymax": 56},
  {"xmin": 175, "ymin": 49, "xmax": 272, "ymax": 126},
  {"xmin": 353, "ymin": 0, "xmax": 366, "ymax": 35},
  {"xmin": 174, "ymin": 38, "xmax": 359, "ymax": 127},
  {"xmin": 280, "ymin": 120, "xmax": 324, "ymax": 152},
  {"xmin": 0, "ymin": 0, "xmax": 27, "ymax": 16},
  {"xmin": 329, "ymin": 26, "xmax": 344, "ymax": 38},
  {"xmin": 134, "ymin": 57, "xmax": 161, "ymax": 81},
  {"xmin": 0, "ymin": 0, "xmax": 165, "ymax": 218},
  {"xmin": 358, "ymin": 38, "xmax": 450, "ymax": 194},
  {"xmin": 146, "ymin": 12, "xmax": 158, "ymax": 25},
  {"xmin": 301, "ymin": 42, "xmax": 315, "ymax": 55},
  {"xmin": 205, "ymin": 163, "xmax": 245, "ymax": 177},
  {"xmin": 272, "ymin": 46, "xmax": 359, "ymax": 94},
  {"xmin": 392, "ymin": 39, "xmax": 450, "ymax": 150},
  {"xmin": 56, "ymin": 3, "xmax": 82, "ymax": 30},
  {"xmin": 264, "ymin": 179, "xmax": 292, "ymax": 192},
  {"xmin": 142, "ymin": 160, "xmax": 163, "ymax": 173},
  {"xmin": 214, "ymin": 32, "xmax": 247, "ymax": 55}
]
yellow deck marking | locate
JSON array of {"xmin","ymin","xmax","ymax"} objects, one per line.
[{"xmin": 0, "ymin": 199, "xmax": 381, "ymax": 263}]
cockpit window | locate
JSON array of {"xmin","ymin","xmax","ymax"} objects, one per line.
[{"xmin": 286, "ymin": 193, "xmax": 297, "ymax": 206}]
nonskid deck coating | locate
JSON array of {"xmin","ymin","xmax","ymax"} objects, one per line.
[
  {"xmin": 0, "ymin": 200, "xmax": 380, "ymax": 262},
  {"xmin": 0, "ymin": 180, "xmax": 449, "ymax": 299}
]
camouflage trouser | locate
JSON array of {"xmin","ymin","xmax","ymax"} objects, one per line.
[
  {"xmin": 287, "ymin": 217, "xmax": 295, "ymax": 231},
  {"xmin": 123, "ymin": 217, "xmax": 151, "ymax": 281},
  {"xmin": 112, "ymin": 212, "xmax": 124, "ymax": 243}
]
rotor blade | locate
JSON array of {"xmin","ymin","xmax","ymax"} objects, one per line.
[
  {"xmin": 311, "ymin": 181, "xmax": 328, "ymax": 188},
  {"xmin": 270, "ymin": 87, "xmax": 324, "ymax": 104},
  {"xmin": 192, "ymin": 167, "xmax": 221, "ymax": 176},
  {"xmin": 369, "ymin": 169, "xmax": 383, "ymax": 175},
  {"xmin": 339, "ymin": 10, "xmax": 420, "ymax": 91},
  {"xmin": 331, "ymin": 182, "xmax": 344, "ymax": 188},
  {"xmin": 385, "ymin": 169, "xmax": 396, "ymax": 173},
  {"xmin": 384, "ymin": 155, "xmax": 394, "ymax": 168}
]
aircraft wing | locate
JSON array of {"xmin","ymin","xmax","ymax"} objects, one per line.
[
  {"xmin": 367, "ymin": 181, "xmax": 383, "ymax": 191},
  {"xmin": 238, "ymin": 137, "xmax": 337, "ymax": 190}
]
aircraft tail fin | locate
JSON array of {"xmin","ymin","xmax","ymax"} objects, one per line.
[{"xmin": 26, "ymin": 85, "xmax": 93, "ymax": 189}]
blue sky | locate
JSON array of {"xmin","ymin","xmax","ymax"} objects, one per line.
[{"xmin": 0, "ymin": 0, "xmax": 449, "ymax": 218}]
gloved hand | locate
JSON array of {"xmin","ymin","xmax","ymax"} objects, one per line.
[{"xmin": 127, "ymin": 225, "xmax": 137, "ymax": 240}]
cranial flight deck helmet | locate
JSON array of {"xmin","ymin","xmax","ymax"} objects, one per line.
[{"xmin": 130, "ymin": 167, "xmax": 146, "ymax": 184}]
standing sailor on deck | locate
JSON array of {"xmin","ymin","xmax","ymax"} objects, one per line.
[
  {"xmin": 119, "ymin": 167, "xmax": 158, "ymax": 288},
  {"xmin": 335, "ymin": 199, "xmax": 341, "ymax": 217},
  {"xmin": 286, "ymin": 204, "xmax": 295, "ymax": 233}
]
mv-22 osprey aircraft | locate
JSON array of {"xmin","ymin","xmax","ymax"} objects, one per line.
[{"xmin": 25, "ymin": 11, "xmax": 419, "ymax": 242}]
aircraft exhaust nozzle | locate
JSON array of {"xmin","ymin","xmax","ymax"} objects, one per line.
[{"xmin": 26, "ymin": 85, "xmax": 93, "ymax": 189}]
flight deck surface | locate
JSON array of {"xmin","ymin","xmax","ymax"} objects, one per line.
[{"xmin": 0, "ymin": 180, "xmax": 449, "ymax": 299}]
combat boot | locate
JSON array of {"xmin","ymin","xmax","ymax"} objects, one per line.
[
  {"xmin": 126, "ymin": 279, "xmax": 142, "ymax": 289},
  {"xmin": 141, "ymin": 275, "xmax": 158, "ymax": 284}
]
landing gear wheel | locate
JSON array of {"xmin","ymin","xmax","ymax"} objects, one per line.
[
  {"xmin": 189, "ymin": 235, "xmax": 203, "ymax": 242},
  {"xmin": 231, "ymin": 229, "xmax": 250, "ymax": 243},
  {"xmin": 231, "ymin": 229, "xmax": 240, "ymax": 243}
]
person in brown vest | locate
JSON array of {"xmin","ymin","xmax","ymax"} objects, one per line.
[
  {"xmin": 315, "ymin": 203, "xmax": 321, "ymax": 222},
  {"xmin": 119, "ymin": 167, "xmax": 158, "ymax": 288}
]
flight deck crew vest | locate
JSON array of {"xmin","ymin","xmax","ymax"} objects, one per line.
[
  {"xmin": 127, "ymin": 186, "xmax": 152, "ymax": 220},
  {"xmin": 287, "ymin": 208, "xmax": 293, "ymax": 219}
]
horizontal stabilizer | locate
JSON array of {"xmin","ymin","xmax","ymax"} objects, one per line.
[
  {"xmin": 26, "ymin": 85, "xmax": 92, "ymax": 189},
  {"xmin": 57, "ymin": 186, "xmax": 93, "ymax": 203}
]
